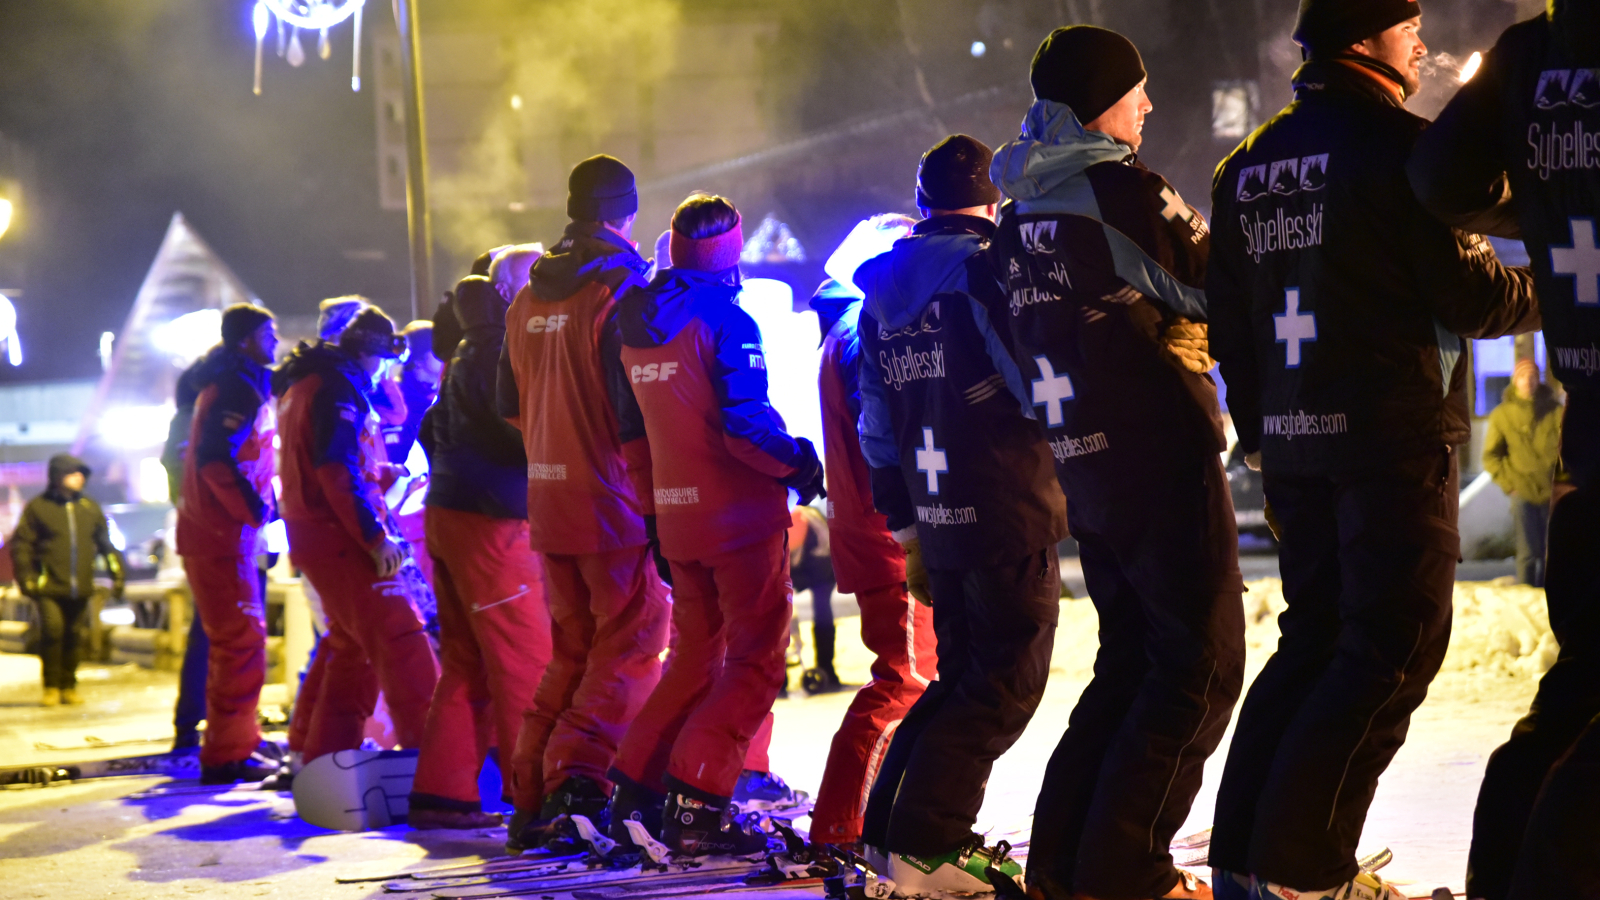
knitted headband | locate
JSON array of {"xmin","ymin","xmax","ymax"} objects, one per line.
[{"xmin": 669, "ymin": 214, "xmax": 744, "ymax": 273}]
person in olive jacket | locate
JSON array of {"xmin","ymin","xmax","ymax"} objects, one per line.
[
  {"xmin": 10, "ymin": 454, "xmax": 127, "ymax": 706},
  {"xmin": 1483, "ymin": 359, "xmax": 1562, "ymax": 587}
]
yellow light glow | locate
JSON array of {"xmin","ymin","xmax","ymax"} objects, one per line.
[
  {"xmin": 1460, "ymin": 51, "xmax": 1483, "ymax": 83},
  {"xmin": 0, "ymin": 199, "xmax": 12, "ymax": 240},
  {"xmin": 510, "ymin": 94, "xmax": 523, "ymax": 110}
]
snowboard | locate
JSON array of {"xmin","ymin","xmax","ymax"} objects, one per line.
[
  {"xmin": 0, "ymin": 747, "xmax": 201, "ymax": 787},
  {"xmin": 293, "ymin": 747, "xmax": 418, "ymax": 831}
]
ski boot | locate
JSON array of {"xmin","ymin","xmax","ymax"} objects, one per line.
[
  {"xmin": 408, "ymin": 803, "xmax": 505, "ymax": 830},
  {"xmin": 662, "ymin": 777, "xmax": 773, "ymax": 857},
  {"xmin": 508, "ymin": 775, "xmax": 611, "ymax": 854},
  {"xmin": 885, "ymin": 834, "xmax": 1021, "ymax": 896},
  {"xmin": 607, "ymin": 770, "xmax": 668, "ymax": 852},
  {"xmin": 1253, "ymin": 871, "xmax": 1405, "ymax": 900},
  {"xmin": 199, "ymin": 748, "xmax": 280, "ymax": 785},
  {"xmin": 732, "ymin": 768, "xmax": 807, "ymax": 813}
]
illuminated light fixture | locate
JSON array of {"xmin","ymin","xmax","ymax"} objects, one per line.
[
  {"xmin": 0, "ymin": 198, "xmax": 12, "ymax": 240},
  {"xmin": 251, "ymin": 0, "xmax": 366, "ymax": 93},
  {"xmin": 970, "ymin": 41, "xmax": 986, "ymax": 58},
  {"xmin": 1459, "ymin": 51, "xmax": 1483, "ymax": 83},
  {"xmin": 510, "ymin": 94, "xmax": 524, "ymax": 110},
  {"xmin": 153, "ymin": 308, "xmax": 222, "ymax": 364},
  {"xmin": 137, "ymin": 456, "xmax": 170, "ymax": 503},
  {"xmin": 824, "ymin": 215, "xmax": 916, "ymax": 298},
  {"xmin": 740, "ymin": 215, "xmax": 807, "ymax": 266},
  {"xmin": 0, "ymin": 293, "xmax": 20, "ymax": 367},
  {"xmin": 98, "ymin": 403, "xmax": 177, "ymax": 450},
  {"xmin": 99, "ymin": 331, "xmax": 115, "ymax": 372}
]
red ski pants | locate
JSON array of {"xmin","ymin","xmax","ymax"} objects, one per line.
[
  {"xmin": 810, "ymin": 580, "xmax": 939, "ymax": 842},
  {"xmin": 613, "ymin": 531, "xmax": 791, "ymax": 799},
  {"xmin": 510, "ymin": 543, "xmax": 670, "ymax": 810},
  {"xmin": 287, "ymin": 520, "xmax": 441, "ymax": 763},
  {"xmin": 185, "ymin": 553, "xmax": 267, "ymax": 769},
  {"xmin": 412, "ymin": 508, "xmax": 551, "ymax": 809}
]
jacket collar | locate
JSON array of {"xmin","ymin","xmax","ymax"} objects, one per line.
[
  {"xmin": 913, "ymin": 214, "xmax": 996, "ymax": 240},
  {"xmin": 1292, "ymin": 55, "xmax": 1409, "ymax": 109}
]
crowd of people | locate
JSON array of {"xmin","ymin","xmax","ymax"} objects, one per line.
[{"xmin": 10, "ymin": 1, "xmax": 1597, "ymax": 899}]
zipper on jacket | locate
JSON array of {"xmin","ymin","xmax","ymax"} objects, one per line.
[{"xmin": 67, "ymin": 498, "xmax": 79, "ymax": 598}]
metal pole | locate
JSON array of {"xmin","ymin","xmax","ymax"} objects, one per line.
[{"xmin": 394, "ymin": 0, "xmax": 432, "ymax": 322}]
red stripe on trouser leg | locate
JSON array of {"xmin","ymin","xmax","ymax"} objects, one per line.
[
  {"xmin": 509, "ymin": 545, "xmax": 669, "ymax": 810},
  {"xmin": 186, "ymin": 553, "xmax": 267, "ymax": 768},
  {"xmin": 288, "ymin": 520, "xmax": 441, "ymax": 763},
  {"xmin": 613, "ymin": 530, "xmax": 791, "ymax": 799},
  {"xmin": 413, "ymin": 507, "xmax": 551, "ymax": 807},
  {"xmin": 809, "ymin": 581, "xmax": 938, "ymax": 842}
]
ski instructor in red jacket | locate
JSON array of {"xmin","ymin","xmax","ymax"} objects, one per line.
[
  {"xmin": 277, "ymin": 307, "xmax": 441, "ymax": 764},
  {"xmin": 177, "ymin": 303, "xmax": 282, "ymax": 784},
  {"xmin": 497, "ymin": 155, "xmax": 671, "ymax": 852},
  {"xmin": 609, "ymin": 192, "xmax": 825, "ymax": 856}
]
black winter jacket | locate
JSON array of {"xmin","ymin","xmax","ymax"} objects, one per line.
[
  {"xmin": 1209, "ymin": 58, "xmax": 1541, "ymax": 476},
  {"xmin": 422, "ymin": 276, "xmax": 528, "ymax": 520},
  {"xmin": 1408, "ymin": 1, "xmax": 1600, "ymax": 395},
  {"xmin": 11, "ymin": 455, "xmax": 126, "ymax": 600}
]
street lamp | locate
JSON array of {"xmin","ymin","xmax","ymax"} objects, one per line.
[{"xmin": 0, "ymin": 198, "xmax": 12, "ymax": 242}]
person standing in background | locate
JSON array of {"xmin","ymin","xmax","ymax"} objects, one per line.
[
  {"xmin": 11, "ymin": 454, "xmax": 126, "ymax": 707},
  {"xmin": 1482, "ymin": 358, "xmax": 1562, "ymax": 587}
]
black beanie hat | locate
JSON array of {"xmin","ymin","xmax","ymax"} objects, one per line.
[
  {"xmin": 220, "ymin": 303, "xmax": 274, "ymax": 346},
  {"xmin": 339, "ymin": 307, "xmax": 404, "ymax": 359},
  {"xmin": 917, "ymin": 135, "xmax": 1001, "ymax": 211},
  {"xmin": 1029, "ymin": 25, "xmax": 1147, "ymax": 125},
  {"xmin": 567, "ymin": 154, "xmax": 638, "ymax": 223},
  {"xmin": 1293, "ymin": 0, "xmax": 1421, "ymax": 57}
]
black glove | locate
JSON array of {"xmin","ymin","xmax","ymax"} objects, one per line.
[
  {"xmin": 644, "ymin": 514, "xmax": 673, "ymax": 587},
  {"xmin": 781, "ymin": 438, "xmax": 827, "ymax": 507}
]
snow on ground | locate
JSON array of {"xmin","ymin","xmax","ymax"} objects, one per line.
[{"xmin": 0, "ymin": 577, "xmax": 1550, "ymax": 898}]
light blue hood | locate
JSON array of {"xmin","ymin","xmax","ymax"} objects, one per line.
[
  {"xmin": 854, "ymin": 232, "xmax": 984, "ymax": 330},
  {"xmin": 990, "ymin": 100, "xmax": 1208, "ymax": 322},
  {"xmin": 990, "ymin": 100, "xmax": 1131, "ymax": 208}
]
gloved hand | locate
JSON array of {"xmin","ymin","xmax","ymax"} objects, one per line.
[
  {"xmin": 370, "ymin": 536, "xmax": 406, "ymax": 578},
  {"xmin": 21, "ymin": 571, "xmax": 44, "ymax": 599},
  {"xmin": 107, "ymin": 552, "xmax": 126, "ymax": 600},
  {"xmin": 1263, "ymin": 497, "xmax": 1282, "ymax": 542},
  {"xmin": 1164, "ymin": 317, "xmax": 1215, "ymax": 374},
  {"xmin": 644, "ymin": 514, "xmax": 673, "ymax": 587},
  {"xmin": 902, "ymin": 536, "xmax": 933, "ymax": 607},
  {"xmin": 1245, "ymin": 451, "xmax": 1261, "ymax": 472},
  {"xmin": 781, "ymin": 438, "xmax": 828, "ymax": 507}
]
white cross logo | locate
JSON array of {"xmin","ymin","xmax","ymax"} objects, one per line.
[
  {"xmin": 1552, "ymin": 217, "xmax": 1600, "ymax": 307},
  {"xmin": 1031, "ymin": 355, "xmax": 1075, "ymax": 427},
  {"xmin": 1274, "ymin": 287, "xmax": 1317, "ymax": 368},
  {"xmin": 914, "ymin": 427, "xmax": 948, "ymax": 496},
  {"xmin": 1159, "ymin": 186, "xmax": 1188, "ymax": 222}
]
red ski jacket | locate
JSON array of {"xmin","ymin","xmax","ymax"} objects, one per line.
[
  {"xmin": 497, "ymin": 222, "xmax": 653, "ymax": 555},
  {"xmin": 176, "ymin": 346, "xmax": 277, "ymax": 558},
  {"xmin": 815, "ymin": 298, "xmax": 906, "ymax": 594},
  {"xmin": 613, "ymin": 267, "xmax": 808, "ymax": 561},
  {"xmin": 275, "ymin": 342, "xmax": 400, "ymax": 552}
]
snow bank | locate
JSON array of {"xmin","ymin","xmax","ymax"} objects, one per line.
[{"xmin": 1241, "ymin": 578, "xmax": 1557, "ymax": 679}]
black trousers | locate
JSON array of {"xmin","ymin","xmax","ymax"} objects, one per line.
[
  {"xmin": 1029, "ymin": 454, "xmax": 1245, "ymax": 900},
  {"xmin": 37, "ymin": 594, "xmax": 91, "ymax": 690},
  {"xmin": 1468, "ymin": 389, "xmax": 1600, "ymax": 900},
  {"xmin": 174, "ymin": 613, "xmax": 209, "ymax": 735},
  {"xmin": 861, "ymin": 546, "xmax": 1059, "ymax": 856},
  {"xmin": 1211, "ymin": 447, "xmax": 1458, "ymax": 889},
  {"xmin": 1511, "ymin": 498, "xmax": 1549, "ymax": 588}
]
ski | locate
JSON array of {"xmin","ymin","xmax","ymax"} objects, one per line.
[
  {"xmin": 33, "ymin": 735, "xmax": 175, "ymax": 752},
  {"xmin": 1171, "ymin": 827, "xmax": 1212, "ymax": 850},
  {"xmin": 1360, "ymin": 847, "xmax": 1394, "ymax": 875},
  {"xmin": 571, "ymin": 875, "xmax": 828, "ymax": 900},
  {"xmin": 433, "ymin": 858, "xmax": 769, "ymax": 899},
  {"xmin": 386, "ymin": 859, "xmax": 591, "ymax": 893},
  {"xmin": 338, "ymin": 852, "xmax": 587, "ymax": 886},
  {"xmin": 0, "ymin": 749, "xmax": 201, "ymax": 787}
]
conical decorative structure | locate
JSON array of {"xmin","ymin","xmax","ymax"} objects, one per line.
[{"xmin": 74, "ymin": 213, "xmax": 261, "ymax": 498}]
